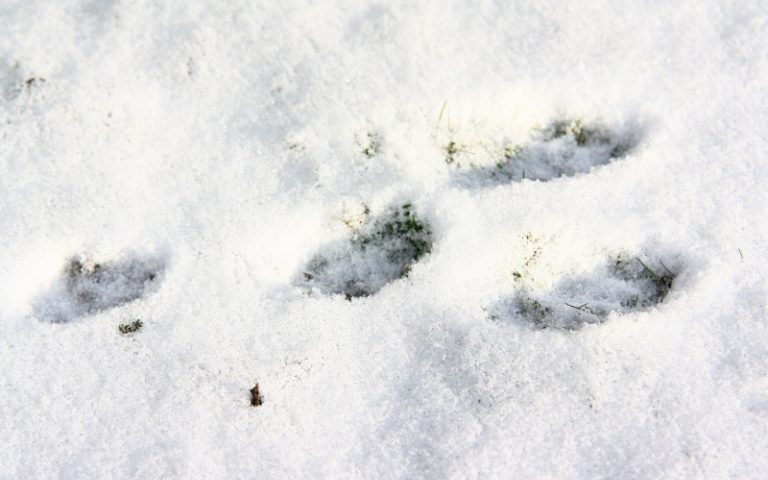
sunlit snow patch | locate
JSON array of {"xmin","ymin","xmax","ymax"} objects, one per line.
[
  {"xmin": 492, "ymin": 253, "xmax": 680, "ymax": 330},
  {"xmin": 35, "ymin": 254, "xmax": 165, "ymax": 323},
  {"xmin": 296, "ymin": 204, "xmax": 433, "ymax": 299}
]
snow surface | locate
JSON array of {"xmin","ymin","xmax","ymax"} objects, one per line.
[{"xmin": 1, "ymin": 0, "xmax": 768, "ymax": 478}]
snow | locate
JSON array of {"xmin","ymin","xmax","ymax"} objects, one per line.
[{"xmin": 1, "ymin": 0, "xmax": 767, "ymax": 478}]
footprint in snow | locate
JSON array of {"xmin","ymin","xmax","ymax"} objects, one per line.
[
  {"xmin": 450, "ymin": 118, "xmax": 641, "ymax": 187},
  {"xmin": 35, "ymin": 254, "xmax": 165, "ymax": 323},
  {"xmin": 491, "ymin": 252, "xmax": 681, "ymax": 330},
  {"xmin": 295, "ymin": 203, "xmax": 433, "ymax": 299}
]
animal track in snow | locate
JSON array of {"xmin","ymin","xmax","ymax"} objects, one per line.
[
  {"xmin": 451, "ymin": 118, "xmax": 641, "ymax": 186},
  {"xmin": 0, "ymin": 61, "xmax": 21, "ymax": 101},
  {"xmin": 35, "ymin": 254, "xmax": 165, "ymax": 323},
  {"xmin": 491, "ymin": 252, "xmax": 680, "ymax": 330},
  {"xmin": 295, "ymin": 203, "xmax": 433, "ymax": 299},
  {"xmin": 0, "ymin": 60, "xmax": 45, "ymax": 101}
]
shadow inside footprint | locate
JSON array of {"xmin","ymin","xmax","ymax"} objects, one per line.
[
  {"xmin": 492, "ymin": 253, "xmax": 679, "ymax": 330},
  {"xmin": 453, "ymin": 118, "xmax": 641, "ymax": 187},
  {"xmin": 0, "ymin": 61, "xmax": 21, "ymax": 101},
  {"xmin": 35, "ymin": 254, "xmax": 165, "ymax": 323},
  {"xmin": 295, "ymin": 204, "xmax": 433, "ymax": 299}
]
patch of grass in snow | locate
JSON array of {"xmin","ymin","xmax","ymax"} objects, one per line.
[
  {"xmin": 358, "ymin": 131, "xmax": 382, "ymax": 158},
  {"xmin": 297, "ymin": 203, "xmax": 433, "ymax": 299},
  {"xmin": 443, "ymin": 139, "xmax": 470, "ymax": 165},
  {"xmin": 509, "ymin": 297, "xmax": 552, "ymax": 327},
  {"xmin": 509, "ymin": 232, "xmax": 551, "ymax": 287},
  {"xmin": 433, "ymin": 103, "xmax": 480, "ymax": 167},
  {"xmin": 611, "ymin": 254, "xmax": 676, "ymax": 309},
  {"xmin": 492, "ymin": 251, "xmax": 681, "ymax": 330},
  {"xmin": 35, "ymin": 254, "xmax": 165, "ymax": 323}
]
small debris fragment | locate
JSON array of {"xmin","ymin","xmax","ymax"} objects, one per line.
[
  {"xmin": 250, "ymin": 383, "xmax": 263, "ymax": 407},
  {"xmin": 24, "ymin": 77, "xmax": 45, "ymax": 89},
  {"xmin": 118, "ymin": 320, "xmax": 143, "ymax": 334}
]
